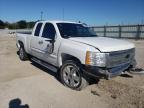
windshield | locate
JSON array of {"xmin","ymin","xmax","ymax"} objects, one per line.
[{"xmin": 57, "ymin": 23, "xmax": 97, "ymax": 38}]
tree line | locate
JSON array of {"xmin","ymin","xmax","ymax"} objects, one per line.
[{"xmin": 0, "ymin": 19, "xmax": 36, "ymax": 29}]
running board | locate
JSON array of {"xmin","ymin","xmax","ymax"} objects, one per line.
[
  {"xmin": 31, "ymin": 57, "xmax": 58, "ymax": 73},
  {"xmin": 127, "ymin": 68, "xmax": 144, "ymax": 75}
]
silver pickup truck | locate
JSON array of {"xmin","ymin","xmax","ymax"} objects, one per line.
[{"xmin": 16, "ymin": 21, "xmax": 136, "ymax": 90}]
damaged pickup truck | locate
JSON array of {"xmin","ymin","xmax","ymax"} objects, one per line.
[{"xmin": 16, "ymin": 21, "xmax": 137, "ymax": 90}]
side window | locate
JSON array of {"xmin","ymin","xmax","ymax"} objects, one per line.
[
  {"xmin": 42, "ymin": 23, "xmax": 56, "ymax": 39},
  {"xmin": 34, "ymin": 23, "xmax": 42, "ymax": 36}
]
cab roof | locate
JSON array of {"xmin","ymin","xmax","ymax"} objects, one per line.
[{"xmin": 37, "ymin": 20, "xmax": 82, "ymax": 24}]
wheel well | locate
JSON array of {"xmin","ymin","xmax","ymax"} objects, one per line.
[
  {"xmin": 18, "ymin": 41, "xmax": 24, "ymax": 48},
  {"xmin": 61, "ymin": 54, "xmax": 81, "ymax": 65}
]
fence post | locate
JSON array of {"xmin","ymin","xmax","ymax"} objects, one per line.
[
  {"xmin": 104, "ymin": 26, "xmax": 106, "ymax": 37},
  {"xmin": 119, "ymin": 25, "xmax": 121, "ymax": 38},
  {"xmin": 92, "ymin": 27, "xmax": 97, "ymax": 35},
  {"xmin": 136, "ymin": 24, "xmax": 141, "ymax": 39}
]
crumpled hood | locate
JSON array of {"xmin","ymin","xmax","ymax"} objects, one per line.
[{"xmin": 69, "ymin": 37, "xmax": 135, "ymax": 52}]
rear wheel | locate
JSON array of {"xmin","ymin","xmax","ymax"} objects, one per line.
[
  {"xmin": 19, "ymin": 46, "xmax": 28, "ymax": 61},
  {"xmin": 60, "ymin": 60, "xmax": 88, "ymax": 90}
]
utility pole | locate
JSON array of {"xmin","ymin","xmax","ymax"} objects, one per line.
[
  {"xmin": 41, "ymin": 11, "xmax": 43, "ymax": 21},
  {"xmin": 141, "ymin": 19, "xmax": 144, "ymax": 24},
  {"xmin": 62, "ymin": 8, "xmax": 65, "ymax": 20}
]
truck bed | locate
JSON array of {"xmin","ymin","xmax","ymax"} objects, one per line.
[{"xmin": 16, "ymin": 31, "xmax": 32, "ymax": 34}]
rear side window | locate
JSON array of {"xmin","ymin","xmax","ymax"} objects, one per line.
[
  {"xmin": 34, "ymin": 23, "xmax": 42, "ymax": 36},
  {"xmin": 42, "ymin": 23, "xmax": 56, "ymax": 39}
]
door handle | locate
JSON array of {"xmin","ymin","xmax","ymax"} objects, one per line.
[{"xmin": 38, "ymin": 41, "xmax": 43, "ymax": 44}]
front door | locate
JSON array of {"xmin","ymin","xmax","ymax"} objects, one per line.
[{"xmin": 40, "ymin": 23, "xmax": 57, "ymax": 65}]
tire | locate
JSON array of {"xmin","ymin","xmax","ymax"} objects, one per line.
[
  {"xmin": 60, "ymin": 60, "xmax": 88, "ymax": 90},
  {"xmin": 19, "ymin": 46, "xmax": 28, "ymax": 61}
]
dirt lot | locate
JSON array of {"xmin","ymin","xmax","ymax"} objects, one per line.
[{"xmin": 0, "ymin": 33, "xmax": 144, "ymax": 108}]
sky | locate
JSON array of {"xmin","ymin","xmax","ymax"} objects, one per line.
[{"xmin": 0, "ymin": 0, "xmax": 144, "ymax": 25}]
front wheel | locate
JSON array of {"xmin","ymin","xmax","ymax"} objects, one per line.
[{"xmin": 60, "ymin": 60, "xmax": 88, "ymax": 90}]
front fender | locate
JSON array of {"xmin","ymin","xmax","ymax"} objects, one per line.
[{"xmin": 57, "ymin": 39, "xmax": 98, "ymax": 67}]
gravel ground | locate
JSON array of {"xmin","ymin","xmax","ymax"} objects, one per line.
[{"xmin": 0, "ymin": 33, "xmax": 144, "ymax": 108}]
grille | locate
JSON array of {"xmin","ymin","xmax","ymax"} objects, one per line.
[{"xmin": 107, "ymin": 48, "xmax": 135, "ymax": 68}]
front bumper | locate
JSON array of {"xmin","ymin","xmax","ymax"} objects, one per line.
[{"xmin": 82, "ymin": 59, "xmax": 136, "ymax": 79}]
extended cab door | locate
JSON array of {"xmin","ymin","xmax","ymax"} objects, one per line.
[{"xmin": 30, "ymin": 22, "xmax": 44, "ymax": 58}]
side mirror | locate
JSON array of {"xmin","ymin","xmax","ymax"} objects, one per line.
[{"xmin": 45, "ymin": 39, "xmax": 54, "ymax": 54}]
